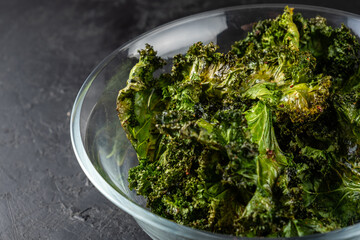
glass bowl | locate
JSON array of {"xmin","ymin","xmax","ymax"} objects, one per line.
[{"xmin": 70, "ymin": 4, "xmax": 360, "ymax": 240}]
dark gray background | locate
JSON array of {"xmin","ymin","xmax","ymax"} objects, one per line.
[{"xmin": 0, "ymin": 0, "xmax": 358, "ymax": 239}]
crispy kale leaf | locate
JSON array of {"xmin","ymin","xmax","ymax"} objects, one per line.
[
  {"xmin": 294, "ymin": 13, "xmax": 360, "ymax": 87},
  {"xmin": 333, "ymin": 89, "xmax": 360, "ymax": 144},
  {"xmin": 116, "ymin": 44, "xmax": 168, "ymax": 161},
  {"xmin": 278, "ymin": 75, "xmax": 331, "ymax": 123},
  {"xmin": 232, "ymin": 6, "xmax": 299, "ymax": 56}
]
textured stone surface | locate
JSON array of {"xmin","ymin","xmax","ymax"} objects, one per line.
[{"xmin": 0, "ymin": 0, "xmax": 359, "ymax": 239}]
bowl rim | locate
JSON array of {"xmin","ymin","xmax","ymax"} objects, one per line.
[{"xmin": 70, "ymin": 3, "xmax": 360, "ymax": 239}]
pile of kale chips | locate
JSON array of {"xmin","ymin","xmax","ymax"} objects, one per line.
[{"xmin": 116, "ymin": 7, "xmax": 360, "ymax": 237}]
